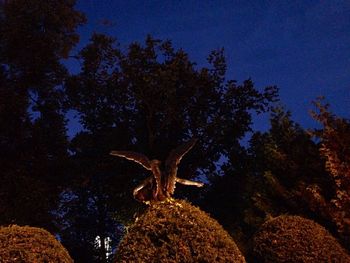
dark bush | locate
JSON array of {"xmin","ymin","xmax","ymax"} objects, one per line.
[
  {"xmin": 115, "ymin": 199, "xmax": 246, "ymax": 262},
  {"xmin": 0, "ymin": 224, "xmax": 73, "ymax": 262},
  {"xmin": 253, "ymin": 215, "xmax": 350, "ymax": 263}
]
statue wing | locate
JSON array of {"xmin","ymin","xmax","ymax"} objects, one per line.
[
  {"xmin": 164, "ymin": 138, "xmax": 198, "ymax": 194},
  {"xmin": 110, "ymin": 151, "xmax": 152, "ymax": 171},
  {"xmin": 165, "ymin": 138, "xmax": 197, "ymax": 168}
]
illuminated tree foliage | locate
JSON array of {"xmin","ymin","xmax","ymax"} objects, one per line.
[
  {"xmin": 116, "ymin": 199, "xmax": 246, "ymax": 263},
  {"xmin": 253, "ymin": 215, "xmax": 350, "ymax": 262},
  {"xmin": 0, "ymin": 225, "xmax": 73, "ymax": 262},
  {"xmin": 308, "ymin": 98, "xmax": 350, "ymax": 248}
]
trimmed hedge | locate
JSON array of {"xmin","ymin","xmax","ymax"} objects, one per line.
[
  {"xmin": 115, "ymin": 199, "xmax": 246, "ymax": 262},
  {"xmin": 253, "ymin": 215, "xmax": 350, "ymax": 263},
  {"xmin": 0, "ymin": 224, "xmax": 73, "ymax": 262}
]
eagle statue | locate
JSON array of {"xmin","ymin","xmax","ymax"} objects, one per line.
[{"xmin": 110, "ymin": 138, "xmax": 204, "ymax": 203}]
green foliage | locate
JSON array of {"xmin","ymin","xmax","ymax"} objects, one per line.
[
  {"xmin": 115, "ymin": 199, "xmax": 246, "ymax": 263},
  {"xmin": 0, "ymin": 225, "xmax": 73, "ymax": 262},
  {"xmin": 252, "ymin": 215, "xmax": 350, "ymax": 263}
]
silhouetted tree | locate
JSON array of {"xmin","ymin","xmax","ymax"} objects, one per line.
[{"xmin": 0, "ymin": 0, "xmax": 85, "ymax": 230}]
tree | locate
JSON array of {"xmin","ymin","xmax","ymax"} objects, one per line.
[
  {"xmin": 203, "ymin": 106, "xmax": 330, "ymax": 255},
  {"xmin": 60, "ymin": 34, "xmax": 134, "ymax": 263},
  {"xmin": 309, "ymin": 98, "xmax": 350, "ymax": 248},
  {"xmin": 0, "ymin": 0, "xmax": 85, "ymax": 230},
  {"xmin": 246, "ymin": 107, "xmax": 330, "ymax": 217},
  {"xmin": 243, "ymin": 102, "xmax": 350, "ymax": 251},
  {"xmin": 61, "ymin": 33, "xmax": 278, "ymax": 262}
]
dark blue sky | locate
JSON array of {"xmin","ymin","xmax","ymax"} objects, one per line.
[{"xmin": 67, "ymin": 0, "xmax": 349, "ymax": 136}]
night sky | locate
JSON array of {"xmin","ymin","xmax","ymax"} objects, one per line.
[{"xmin": 66, "ymin": 1, "xmax": 350, "ymax": 136}]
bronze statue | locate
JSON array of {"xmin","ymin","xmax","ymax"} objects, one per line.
[{"xmin": 110, "ymin": 138, "xmax": 204, "ymax": 203}]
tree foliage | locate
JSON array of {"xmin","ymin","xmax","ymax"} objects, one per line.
[
  {"xmin": 116, "ymin": 199, "xmax": 246, "ymax": 263},
  {"xmin": 308, "ymin": 98, "xmax": 350, "ymax": 248},
  {"xmin": 253, "ymin": 215, "xmax": 350, "ymax": 262},
  {"xmin": 0, "ymin": 0, "xmax": 85, "ymax": 229},
  {"xmin": 0, "ymin": 225, "xmax": 73, "ymax": 262},
  {"xmin": 202, "ymin": 106, "xmax": 330, "ymax": 255},
  {"xmin": 246, "ymin": 107, "xmax": 330, "ymax": 218},
  {"xmin": 205, "ymin": 103, "xmax": 350, "ymax": 257}
]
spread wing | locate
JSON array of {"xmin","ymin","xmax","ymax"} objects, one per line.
[
  {"xmin": 164, "ymin": 138, "xmax": 198, "ymax": 194},
  {"xmin": 110, "ymin": 151, "xmax": 152, "ymax": 171},
  {"xmin": 165, "ymin": 138, "xmax": 198, "ymax": 169}
]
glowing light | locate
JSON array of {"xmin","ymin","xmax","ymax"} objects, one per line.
[{"xmin": 94, "ymin": 236, "xmax": 112, "ymax": 259}]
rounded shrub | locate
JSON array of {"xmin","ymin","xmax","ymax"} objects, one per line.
[
  {"xmin": 0, "ymin": 224, "xmax": 73, "ymax": 262},
  {"xmin": 252, "ymin": 215, "xmax": 350, "ymax": 263},
  {"xmin": 115, "ymin": 199, "xmax": 246, "ymax": 262}
]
